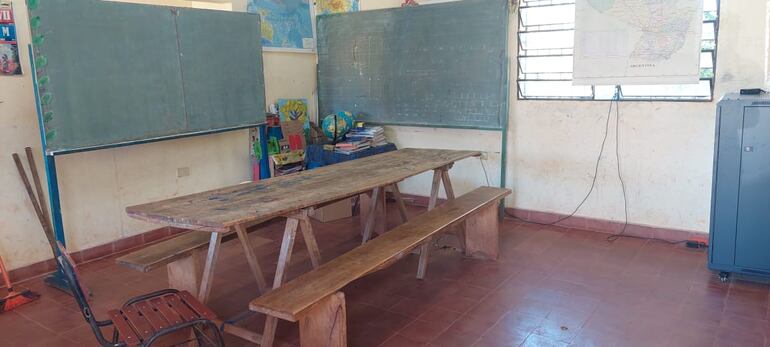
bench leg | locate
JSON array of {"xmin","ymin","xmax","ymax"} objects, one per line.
[
  {"xmin": 360, "ymin": 187, "xmax": 384, "ymax": 245},
  {"xmin": 235, "ymin": 224, "xmax": 268, "ymax": 294},
  {"xmin": 299, "ymin": 292, "xmax": 347, "ymax": 347},
  {"xmin": 167, "ymin": 251, "xmax": 200, "ymax": 294},
  {"xmin": 198, "ymin": 232, "xmax": 223, "ymax": 303},
  {"xmin": 464, "ymin": 203, "xmax": 500, "ymax": 260}
]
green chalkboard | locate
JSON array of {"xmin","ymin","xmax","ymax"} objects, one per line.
[
  {"xmin": 30, "ymin": 0, "xmax": 266, "ymax": 154},
  {"xmin": 317, "ymin": 0, "xmax": 509, "ymax": 130}
]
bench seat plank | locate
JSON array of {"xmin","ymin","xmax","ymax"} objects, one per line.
[
  {"xmin": 116, "ymin": 231, "xmax": 215, "ymax": 273},
  {"xmin": 250, "ymin": 186, "xmax": 510, "ymax": 322},
  {"xmin": 116, "ymin": 226, "xmax": 274, "ymax": 273}
]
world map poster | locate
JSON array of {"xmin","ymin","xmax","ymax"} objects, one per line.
[
  {"xmin": 248, "ymin": 0, "xmax": 315, "ymax": 51},
  {"xmin": 316, "ymin": 0, "xmax": 359, "ymax": 15},
  {"xmin": 573, "ymin": 0, "xmax": 703, "ymax": 85}
]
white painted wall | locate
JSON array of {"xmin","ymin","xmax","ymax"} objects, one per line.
[
  {"xmin": 1, "ymin": 0, "xmax": 766, "ymax": 271},
  {"xmin": 508, "ymin": 0, "xmax": 766, "ymax": 233},
  {"xmin": 365, "ymin": 0, "xmax": 768, "ymax": 234},
  {"xmin": 0, "ymin": 0, "xmax": 51, "ymax": 271}
]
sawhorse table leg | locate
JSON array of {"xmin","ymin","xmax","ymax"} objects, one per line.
[
  {"xmin": 417, "ymin": 164, "xmax": 459, "ymax": 280},
  {"xmin": 360, "ymin": 187, "xmax": 384, "ymax": 244},
  {"xmin": 235, "ymin": 224, "xmax": 269, "ymax": 294},
  {"xmin": 198, "ymin": 232, "xmax": 223, "ymax": 303},
  {"xmin": 263, "ymin": 208, "xmax": 322, "ymax": 347},
  {"xmin": 361, "ymin": 182, "xmax": 409, "ymax": 245}
]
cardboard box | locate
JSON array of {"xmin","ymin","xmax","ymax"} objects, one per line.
[{"xmin": 311, "ymin": 197, "xmax": 352, "ymax": 223}]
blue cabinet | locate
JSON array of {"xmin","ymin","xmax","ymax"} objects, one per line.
[{"xmin": 710, "ymin": 94, "xmax": 770, "ymax": 281}]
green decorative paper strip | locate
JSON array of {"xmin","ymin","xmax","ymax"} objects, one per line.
[
  {"xmin": 40, "ymin": 93, "xmax": 52, "ymax": 105},
  {"xmin": 34, "ymin": 55, "xmax": 47, "ymax": 68},
  {"xmin": 37, "ymin": 75, "xmax": 49, "ymax": 87},
  {"xmin": 29, "ymin": 0, "xmax": 57, "ymax": 141},
  {"xmin": 32, "ymin": 33, "xmax": 44, "ymax": 45}
]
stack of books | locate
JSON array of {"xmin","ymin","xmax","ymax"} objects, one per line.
[
  {"xmin": 347, "ymin": 126, "xmax": 387, "ymax": 147},
  {"xmin": 333, "ymin": 139, "xmax": 371, "ymax": 155}
]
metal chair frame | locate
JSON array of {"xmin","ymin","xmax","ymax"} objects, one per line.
[{"xmin": 55, "ymin": 243, "xmax": 224, "ymax": 347}]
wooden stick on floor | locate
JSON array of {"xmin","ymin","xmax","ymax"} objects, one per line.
[
  {"xmin": 25, "ymin": 148, "xmax": 55, "ymax": 244},
  {"xmin": 12, "ymin": 153, "xmax": 56, "ymax": 256}
]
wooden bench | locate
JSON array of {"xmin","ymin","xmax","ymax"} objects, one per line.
[
  {"xmin": 249, "ymin": 186, "xmax": 511, "ymax": 347},
  {"xmin": 116, "ymin": 229, "xmax": 259, "ymax": 295}
]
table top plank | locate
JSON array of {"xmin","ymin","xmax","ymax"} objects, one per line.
[{"xmin": 126, "ymin": 148, "xmax": 480, "ymax": 231}]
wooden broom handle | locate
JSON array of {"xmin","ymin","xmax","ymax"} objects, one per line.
[
  {"xmin": 25, "ymin": 147, "xmax": 53, "ymax": 234},
  {"xmin": 0, "ymin": 254, "xmax": 12, "ymax": 290},
  {"xmin": 12, "ymin": 153, "xmax": 57, "ymax": 256}
]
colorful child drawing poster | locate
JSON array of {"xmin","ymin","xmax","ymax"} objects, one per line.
[
  {"xmin": 277, "ymin": 98, "xmax": 310, "ymax": 129},
  {"xmin": 247, "ymin": 0, "xmax": 315, "ymax": 51},
  {"xmin": 0, "ymin": 3, "xmax": 21, "ymax": 75},
  {"xmin": 316, "ymin": 0, "xmax": 359, "ymax": 15}
]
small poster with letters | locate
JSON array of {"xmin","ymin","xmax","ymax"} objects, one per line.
[{"xmin": 0, "ymin": 2, "xmax": 21, "ymax": 75}]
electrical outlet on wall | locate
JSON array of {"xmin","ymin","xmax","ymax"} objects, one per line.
[{"xmin": 177, "ymin": 167, "xmax": 191, "ymax": 178}]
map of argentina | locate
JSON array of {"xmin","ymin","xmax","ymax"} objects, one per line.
[{"xmin": 574, "ymin": 0, "xmax": 703, "ymax": 85}]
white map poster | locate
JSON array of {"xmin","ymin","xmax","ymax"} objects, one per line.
[{"xmin": 573, "ymin": 0, "xmax": 703, "ymax": 85}]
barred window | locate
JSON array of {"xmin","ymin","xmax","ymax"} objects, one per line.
[{"xmin": 517, "ymin": 0, "xmax": 719, "ymax": 101}]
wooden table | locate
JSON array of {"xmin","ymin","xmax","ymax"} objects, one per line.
[{"xmin": 126, "ymin": 148, "xmax": 479, "ymax": 339}]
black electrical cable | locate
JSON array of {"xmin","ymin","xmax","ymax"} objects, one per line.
[
  {"xmin": 606, "ymin": 98, "xmax": 629, "ymax": 242},
  {"xmin": 501, "ymin": 96, "xmax": 687, "ymax": 246},
  {"xmin": 479, "ymin": 157, "xmax": 491, "ymax": 187},
  {"xmin": 504, "ymin": 97, "xmax": 615, "ymax": 227},
  {"xmin": 604, "ymin": 100, "xmax": 685, "ymax": 245}
]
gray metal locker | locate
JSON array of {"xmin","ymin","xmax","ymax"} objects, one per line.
[{"xmin": 709, "ymin": 93, "xmax": 770, "ymax": 282}]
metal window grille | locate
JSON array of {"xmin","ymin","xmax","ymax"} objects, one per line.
[{"xmin": 517, "ymin": 0, "xmax": 719, "ymax": 101}]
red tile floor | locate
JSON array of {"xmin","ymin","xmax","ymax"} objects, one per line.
[{"xmin": 2, "ymin": 204, "xmax": 769, "ymax": 347}]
